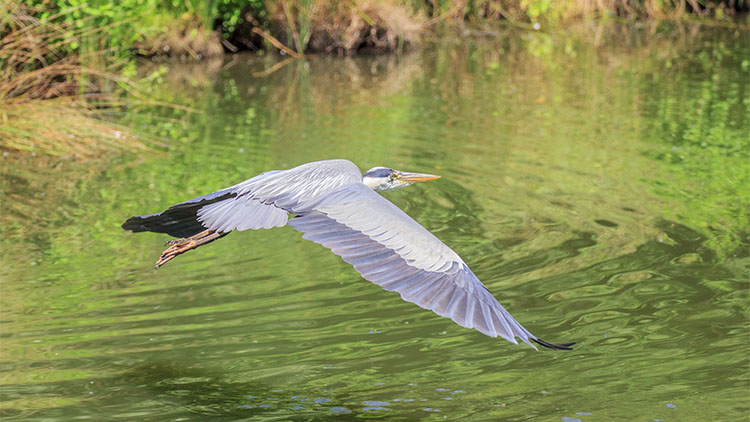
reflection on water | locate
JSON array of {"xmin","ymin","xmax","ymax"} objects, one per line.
[{"xmin": 1, "ymin": 24, "xmax": 748, "ymax": 421}]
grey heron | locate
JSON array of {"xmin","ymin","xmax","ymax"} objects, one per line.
[{"xmin": 122, "ymin": 159, "xmax": 574, "ymax": 350}]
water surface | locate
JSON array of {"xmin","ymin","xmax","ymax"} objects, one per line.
[{"xmin": 1, "ymin": 24, "xmax": 748, "ymax": 421}]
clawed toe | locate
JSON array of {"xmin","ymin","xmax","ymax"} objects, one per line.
[
  {"xmin": 156, "ymin": 241, "xmax": 195, "ymax": 268},
  {"xmin": 155, "ymin": 229, "xmax": 228, "ymax": 269}
]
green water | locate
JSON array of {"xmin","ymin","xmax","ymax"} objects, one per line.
[{"xmin": 1, "ymin": 25, "xmax": 749, "ymax": 421}]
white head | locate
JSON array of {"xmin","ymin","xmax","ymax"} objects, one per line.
[{"xmin": 362, "ymin": 167, "xmax": 441, "ymax": 192}]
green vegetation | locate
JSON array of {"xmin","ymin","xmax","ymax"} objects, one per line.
[{"xmin": 7, "ymin": 0, "xmax": 749, "ymax": 60}]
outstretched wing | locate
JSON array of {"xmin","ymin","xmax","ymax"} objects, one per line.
[
  {"xmin": 122, "ymin": 160, "xmax": 363, "ymax": 238},
  {"xmin": 289, "ymin": 183, "xmax": 572, "ymax": 350}
]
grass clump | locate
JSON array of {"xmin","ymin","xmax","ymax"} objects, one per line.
[
  {"xmin": 264, "ymin": 0, "xmax": 426, "ymax": 54},
  {"xmin": 0, "ymin": 1, "xmax": 148, "ymax": 157}
]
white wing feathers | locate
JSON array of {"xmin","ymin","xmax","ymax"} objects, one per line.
[
  {"xmin": 289, "ymin": 183, "xmax": 538, "ymax": 348},
  {"xmin": 197, "ymin": 198, "xmax": 288, "ymax": 232}
]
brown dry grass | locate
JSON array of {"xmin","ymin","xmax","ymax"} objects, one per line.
[
  {"xmin": 0, "ymin": 1, "xmax": 149, "ymax": 157},
  {"xmin": 259, "ymin": 0, "xmax": 738, "ymax": 55},
  {"xmin": 267, "ymin": 0, "xmax": 427, "ymax": 54}
]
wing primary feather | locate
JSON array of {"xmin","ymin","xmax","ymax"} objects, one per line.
[
  {"xmin": 424, "ymin": 281, "xmax": 456, "ymax": 314},
  {"xmin": 532, "ymin": 338, "xmax": 576, "ymax": 350},
  {"xmin": 397, "ymin": 273, "xmax": 441, "ymax": 302},
  {"xmin": 463, "ymin": 293, "xmax": 477, "ymax": 329},
  {"xmin": 471, "ymin": 303, "xmax": 490, "ymax": 336},
  {"xmin": 377, "ymin": 270, "xmax": 423, "ymax": 292},
  {"xmin": 444, "ymin": 289, "xmax": 468, "ymax": 326},
  {"xmin": 490, "ymin": 309, "xmax": 516, "ymax": 343},
  {"xmin": 311, "ymin": 230, "xmax": 363, "ymax": 243},
  {"xmin": 353, "ymin": 254, "xmax": 403, "ymax": 275},
  {"xmin": 330, "ymin": 242, "xmax": 370, "ymax": 255},
  {"xmin": 347, "ymin": 249, "xmax": 394, "ymax": 266},
  {"xmin": 479, "ymin": 303, "xmax": 498, "ymax": 337},
  {"xmin": 328, "ymin": 237, "xmax": 371, "ymax": 250},
  {"xmin": 338, "ymin": 245, "xmax": 388, "ymax": 262}
]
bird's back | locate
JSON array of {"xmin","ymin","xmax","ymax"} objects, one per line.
[{"xmin": 231, "ymin": 159, "xmax": 363, "ymax": 212}]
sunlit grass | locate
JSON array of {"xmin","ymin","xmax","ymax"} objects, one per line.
[{"xmin": 0, "ymin": 99, "xmax": 147, "ymax": 157}]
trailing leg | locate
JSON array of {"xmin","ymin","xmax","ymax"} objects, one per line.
[{"xmin": 155, "ymin": 229, "xmax": 228, "ymax": 268}]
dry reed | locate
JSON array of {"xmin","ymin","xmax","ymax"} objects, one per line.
[{"xmin": 266, "ymin": 0, "xmax": 427, "ymax": 54}]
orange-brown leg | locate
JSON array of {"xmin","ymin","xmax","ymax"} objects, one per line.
[{"xmin": 155, "ymin": 229, "xmax": 227, "ymax": 268}]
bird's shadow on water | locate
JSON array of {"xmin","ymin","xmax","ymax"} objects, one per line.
[
  {"xmin": 17, "ymin": 360, "xmax": 438, "ymax": 422},
  {"xmin": 116, "ymin": 360, "xmax": 339, "ymax": 420}
]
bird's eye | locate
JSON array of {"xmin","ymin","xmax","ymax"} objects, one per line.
[{"xmin": 389, "ymin": 173, "xmax": 398, "ymax": 181}]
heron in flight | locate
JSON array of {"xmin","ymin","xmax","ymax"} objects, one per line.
[{"xmin": 122, "ymin": 159, "xmax": 573, "ymax": 351}]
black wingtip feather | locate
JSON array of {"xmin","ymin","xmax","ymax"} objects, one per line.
[
  {"xmin": 121, "ymin": 214, "xmax": 156, "ymax": 233},
  {"xmin": 121, "ymin": 191, "xmax": 236, "ymax": 238},
  {"xmin": 532, "ymin": 338, "xmax": 576, "ymax": 351}
]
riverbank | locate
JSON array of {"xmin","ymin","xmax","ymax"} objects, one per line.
[
  {"xmin": 1, "ymin": 1, "xmax": 748, "ymax": 158},
  {"xmin": 91, "ymin": 0, "xmax": 750, "ymax": 58}
]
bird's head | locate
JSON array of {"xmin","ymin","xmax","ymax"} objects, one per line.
[{"xmin": 362, "ymin": 167, "xmax": 440, "ymax": 192}]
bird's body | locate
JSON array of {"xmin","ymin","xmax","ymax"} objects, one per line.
[{"xmin": 122, "ymin": 159, "xmax": 573, "ymax": 351}]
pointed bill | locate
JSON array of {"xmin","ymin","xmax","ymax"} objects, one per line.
[{"xmin": 399, "ymin": 172, "xmax": 441, "ymax": 183}]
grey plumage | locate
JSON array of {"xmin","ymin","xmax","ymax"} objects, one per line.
[{"xmin": 122, "ymin": 159, "xmax": 573, "ymax": 351}]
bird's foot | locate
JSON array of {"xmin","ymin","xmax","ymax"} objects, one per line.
[
  {"xmin": 155, "ymin": 229, "xmax": 227, "ymax": 269},
  {"xmin": 156, "ymin": 239, "xmax": 197, "ymax": 268}
]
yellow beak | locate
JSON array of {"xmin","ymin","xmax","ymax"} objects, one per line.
[{"xmin": 399, "ymin": 172, "xmax": 441, "ymax": 183}]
